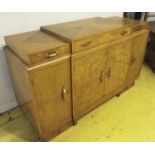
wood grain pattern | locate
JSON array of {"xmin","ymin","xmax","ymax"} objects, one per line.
[
  {"xmin": 41, "ymin": 17, "xmax": 148, "ymax": 53},
  {"xmin": 41, "ymin": 17, "xmax": 146, "ymax": 41},
  {"xmin": 4, "ymin": 47, "xmax": 41, "ymax": 135},
  {"xmin": 72, "ymin": 38, "xmax": 133, "ymax": 119},
  {"xmin": 72, "ymin": 45, "xmax": 107, "ymax": 119},
  {"xmin": 4, "ymin": 47, "xmax": 73, "ymax": 141},
  {"xmin": 4, "ymin": 17, "xmax": 149, "ymax": 141},
  {"xmin": 30, "ymin": 57, "xmax": 73, "ymax": 140},
  {"xmin": 5, "ymin": 31, "xmax": 70, "ymax": 66},
  {"xmin": 104, "ymin": 39, "xmax": 132, "ymax": 95}
]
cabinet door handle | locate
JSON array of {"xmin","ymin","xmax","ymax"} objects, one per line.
[
  {"xmin": 130, "ymin": 57, "xmax": 136, "ymax": 65},
  {"xmin": 100, "ymin": 70, "xmax": 104, "ymax": 82},
  {"xmin": 46, "ymin": 52, "xmax": 57, "ymax": 58},
  {"xmin": 106, "ymin": 68, "xmax": 111, "ymax": 78},
  {"xmin": 61, "ymin": 87, "xmax": 69, "ymax": 101}
]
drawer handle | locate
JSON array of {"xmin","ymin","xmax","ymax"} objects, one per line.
[
  {"xmin": 100, "ymin": 70, "xmax": 104, "ymax": 82},
  {"xmin": 46, "ymin": 52, "xmax": 57, "ymax": 58},
  {"xmin": 82, "ymin": 41, "xmax": 92, "ymax": 47},
  {"xmin": 61, "ymin": 87, "xmax": 69, "ymax": 101},
  {"xmin": 120, "ymin": 31, "xmax": 128, "ymax": 36},
  {"xmin": 133, "ymin": 26, "xmax": 143, "ymax": 31}
]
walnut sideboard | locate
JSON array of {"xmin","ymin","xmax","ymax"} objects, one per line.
[{"xmin": 4, "ymin": 17, "xmax": 149, "ymax": 141}]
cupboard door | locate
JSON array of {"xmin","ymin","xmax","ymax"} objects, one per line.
[
  {"xmin": 105, "ymin": 39, "xmax": 132, "ymax": 95},
  {"xmin": 127, "ymin": 31, "xmax": 149, "ymax": 84},
  {"xmin": 31, "ymin": 58, "xmax": 72, "ymax": 140},
  {"xmin": 72, "ymin": 46, "xmax": 107, "ymax": 119}
]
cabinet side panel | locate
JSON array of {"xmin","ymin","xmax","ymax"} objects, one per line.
[
  {"xmin": 4, "ymin": 48, "xmax": 41, "ymax": 135},
  {"xmin": 127, "ymin": 30, "xmax": 149, "ymax": 84}
]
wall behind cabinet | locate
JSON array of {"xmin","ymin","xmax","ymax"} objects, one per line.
[{"xmin": 0, "ymin": 12, "xmax": 122, "ymax": 113}]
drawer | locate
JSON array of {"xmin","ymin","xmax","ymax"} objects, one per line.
[
  {"xmin": 72, "ymin": 24, "xmax": 146, "ymax": 53},
  {"xmin": 29, "ymin": 45, "xmax": 70, "ymax": 65},
  {"xmin": 5, "ymin": 30, "xmax": 70, "ymax": 66}
]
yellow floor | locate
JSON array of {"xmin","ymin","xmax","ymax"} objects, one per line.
[{"xmin": 0, "ymin": 64, "xmax": 155, "ymax": 142}]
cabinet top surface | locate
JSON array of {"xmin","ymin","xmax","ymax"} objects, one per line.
[
  {"xmin": 41, "ymin": 16, "xmax": 147, "ymax": 41},
  {"xmin": 5, "ymin": 30, "xmax": 68, "ymax": 55}
]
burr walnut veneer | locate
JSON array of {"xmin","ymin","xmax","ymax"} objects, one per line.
[{"xmin": 4, "ymin": 17, "xmax": 149, "ymax": 141}]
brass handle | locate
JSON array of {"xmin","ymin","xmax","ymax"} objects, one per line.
[
  {"xmin": 106, "ymin": 68, "xmax": 111, "ymax": 78},
  {"xmin": 130, "ymin": 57, "xmax": 136, "ymax": 65},
  {"xmin": 46, "ymin": 52, "xmax": 57, "ymax": 58},
  {"xmin": 61, "ymin": 87, "xmax": 69, "ymax": 101},
  {"xmin": 133, "ymin": 25, "xmax": 142, "ymax": 31},
  {"xmin": 120, "ymin": 31, "xmax": 127, "ymax": 36},
  {"xmin": 82, "ymin": 41, "xmax": 92, "ymax": 47},
  {"xmin": 100, "ymin": 70, "xmax": 104, "ymax": 82}
]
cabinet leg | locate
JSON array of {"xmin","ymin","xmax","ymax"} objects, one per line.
[
  {"xmin": 116, "ymin": 93, "xmax": 121, "ymax": 97},
  {"xmin": 35, "ymin": 137, "xmax": 45, "ymax": 142},
  {"xmin": 73, "ymin": 119, "xmax": 77, "ymax": 126}
]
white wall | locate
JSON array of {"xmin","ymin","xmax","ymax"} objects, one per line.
[
  {"xmin": 147, "ymin": 12, "xmax": 155, "ymax": 21},
  {"xmin": 0, "ymin": 12, "xmax": 122, "ymax": 113}
]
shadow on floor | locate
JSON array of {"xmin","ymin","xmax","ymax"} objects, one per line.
[{"xmin": 0, "ymin": 115, "xmax": 39, "ymax": 142}]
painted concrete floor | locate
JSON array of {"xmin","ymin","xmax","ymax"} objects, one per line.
[{"xmin": 0, "ymin": 64, "xmax": 155, "ymax": 142}]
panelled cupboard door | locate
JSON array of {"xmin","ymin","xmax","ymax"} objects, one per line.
[
  {"xmin": 72, "ymin": 46, "xmax": 107, "ymax": 119},
  {"xmin": 31, "ymin": 58, "xmax": 73, "ymax": 140},
  {"xmin": 105, "ymin": 39, "xmax": 132, "ymax": 95},
  {"xmin": 127, "ymin": 31, "xmax": 149, "ymax": 84}
]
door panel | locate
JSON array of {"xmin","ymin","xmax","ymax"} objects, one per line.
[
  {"xmin": 72, "ymin": 46, "xmax": 107, "ymax": 119},
  {"xmin": 127, "ymin": 31, "xmax": 149, "ymax": 84},
  {"xmin": 105, "ymin": 39, "xmax": 132, "ymax": 95},
  {"xmin": 31, "ymin": 58, "xmax": 72, "ymax": 137}
]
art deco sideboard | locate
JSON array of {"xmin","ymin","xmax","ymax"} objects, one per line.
[{"xmin": 4, "ymin": 17, "xmax": 149, "ymax": 141}]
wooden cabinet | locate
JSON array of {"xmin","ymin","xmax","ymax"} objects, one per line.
[{"xmin": 4, "ymin": 17, "xmax": 149, "ymax": 141}]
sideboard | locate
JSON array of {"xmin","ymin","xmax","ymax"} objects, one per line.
[{"xmin": 4, "ymin": 17, "xmax": 149, "ymax": 141}]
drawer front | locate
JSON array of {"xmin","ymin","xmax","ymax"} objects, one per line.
[
  {"xmin": 72, "ymin": 24, "xmax": 146, "ymax": 53},
  {"xmin": 29, "ymin": 45, "xmax": 70, "ymax": 65}
]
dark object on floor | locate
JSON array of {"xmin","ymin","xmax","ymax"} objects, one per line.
[{"xmin": 146, "ymin": 21, "xmax": 155, "ymax": 72}]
